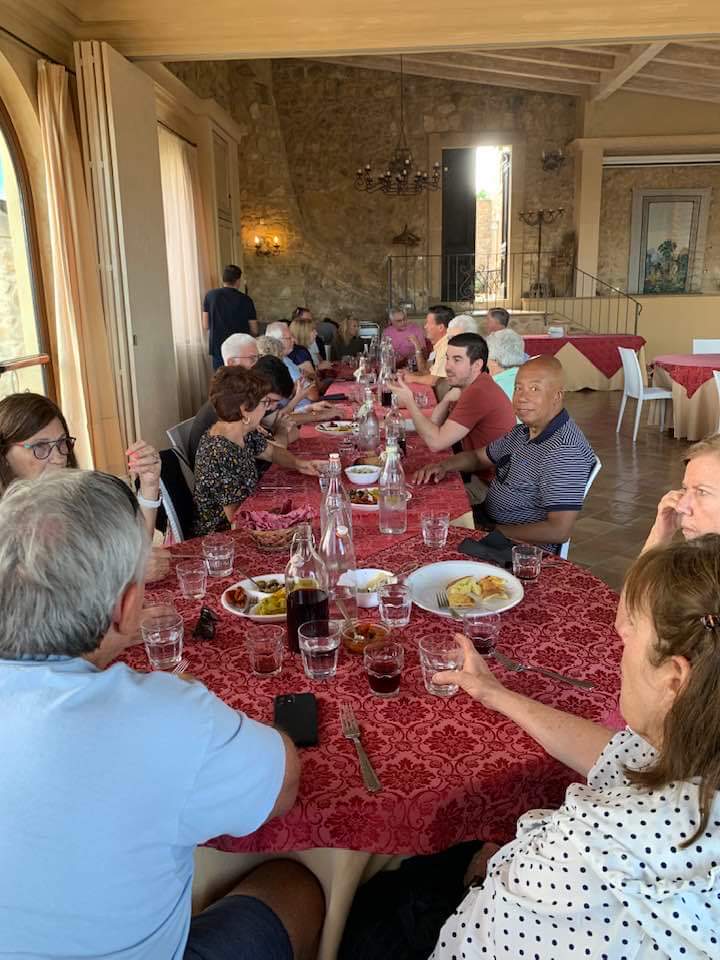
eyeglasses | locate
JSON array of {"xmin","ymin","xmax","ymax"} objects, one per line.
[{"xmin": 15, "ymin": 436, "xmax": 76, "ymax": 461}]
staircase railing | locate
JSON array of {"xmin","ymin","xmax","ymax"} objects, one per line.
[{"xmin": 386, "ymin": 253, "xmax": 642, "ymax": 335}]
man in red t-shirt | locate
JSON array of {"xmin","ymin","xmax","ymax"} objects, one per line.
[{"xmin": 389, "ymin": 333, "xmax": 515, "ymax": 491}]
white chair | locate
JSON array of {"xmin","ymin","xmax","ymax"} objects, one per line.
[
  {"xmin": 358, "ymin": 322, "xmax": 380, "ymax": 342},
  {"xmin": 714, "ymin": 371, "xmax": 720, "ymax": 433},
  {"xmin": 559, "ymin": 458, "xmax": 602, "ymax": 560},
  {"xmin": 616, "ymin": 347, "xmax": 672, "ymax": 443},
  {"xmin": 166, "ymin": 416, "xmax": 195, "ymax": 468},
  {"xmin": 693, "ymin": 339, "xmax": 720, "ymax": 354}
]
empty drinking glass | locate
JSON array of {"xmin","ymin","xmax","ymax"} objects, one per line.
[
  {"xmin": 141, "ymin": 608, "xmax": 184, "ymax": 671},
  {"xmin": 176, "ymin": 559, "xmax": 207, "ymax": 599},
  {"xmin": 202, "ymin": 534, "xmax": 235, "ymax": 578},
  {"xmin": 318, "ymin": 461, "xmax": 334, "ymax": 494},
  {"xmin": 512, "ymin": 544, "xmax": 543, "ymax": 582},
  {"xmin": 421, "ymin": 510, "xmax": 450, "ymax": 548},
  {"xmin": 418, "ymin": 634, "xmax": 463, "ymax": 697},
  {"xmin": 298, "ymin": 620, "xmax": 342, "ymax": 681},
  {"xmin": 415, "ymin": 392, "xmax": 429, "ymax": 409},
  {"xmin": 364, "ymin": 639, "xmax": 404, "ymax": 698},
  {"xmin": 246, "ymin": 625, "xmax": 284, "ymax": 677},
  {"xmin": 378, "ymin": 582, "xmax": 412, "ymax": 628},
  {"xmin": 461, "ymin": 611, "xmax": 501, "ymax": 656}
]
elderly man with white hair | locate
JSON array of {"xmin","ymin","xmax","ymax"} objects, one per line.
[
  {"xmin": 220, "ymin": 332, "xmax": 259, "ymax": 368},
  {"xmin": 447, "ymin": 313, "xmax": 482, "ymax": 336},
  {"xmin": 486, "ymin": 328, "xmax": 527, "ymax": 400},
  {"xmin": 0, "ymin": 470, "xmax": 325, "ymax": 959}
]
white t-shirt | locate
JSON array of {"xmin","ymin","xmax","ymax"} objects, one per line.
[
  {"xmin": 431, "ymin": 729, "xmax": 720, "ymax": 960},
  {"xmin": 0, "ymin": 656, "xmax": 286, "ymax": 958}
]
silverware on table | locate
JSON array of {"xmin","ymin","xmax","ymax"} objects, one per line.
[
  {"xmin": 435, "ymin": 590, "xmax": 466, "ymax": 620},
  {"xmin": 236, "ymin": 569, "xmax": 265, "ymax": 591},
  {"xmin": 172, "ymin": 657, "xmax": 189, "ymax": 676},
  {"xmin": 339, "ymin": 703, "xmax": 382, "ymax": 794},
  {"xmin": 493, "ymin": 649, "xmax": 594, "ymax": 689}
]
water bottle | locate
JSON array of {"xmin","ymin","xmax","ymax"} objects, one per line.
[
  {"xmin": 356, "ymin": 387, "xmax": 380, "ymax": 452},
  {"xmin": 319, "ymin": 493, "xmax": 358, "ymax": 626},
  {"xmin": 378, "ymin": 438, "xmax": 407, "ymax": 535},
  {"xmin": 320, "ymin": 453, "xmax": 353, "ymax": 539}
]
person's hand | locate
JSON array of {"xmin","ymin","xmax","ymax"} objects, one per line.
[
  {"xmin": 412, "ymin": 462, "xmax": 448, "ymax": 485},
  {"xmin": 294, "ymin": 378, "xmax": 314, "ymax": 403},
  {"xmin": 145, "ymin": 546, "xmax": 171, "ymax": 583},
  {"xmin": 444, "ymin": 387, "xmax": 462, "ymax": 405},
  {"xmin": 310, "ymin": 400, "xmax": 336, "ymax": 412},
  {"xmin": 648, "ymin": 489, "xmax": 684, "ymax": 546},
  {"xmin": 464, "ymin": 843, "xmax": 502, "ymax": 887},
  {"xmin": 388, "ymin": 379, "xmax": 415, "ymax": 409},
  {"xmin": 433, "ymin": 634, "xmax": 508, "ymax": 708},
  {"xmin": 408, "ymin": 334, "xmax": 424, "ymax": 353},
  {"xmin": 127, "ymin": 440, "xmax": 161, "ymax": 499},
  {"xmin": 297, "ymin": 459, "xmax": 325, "ymax": 477}
]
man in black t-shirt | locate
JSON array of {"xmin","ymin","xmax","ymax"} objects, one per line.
[{"xmin": 202, "ymin": 265, "xmax": 258, "ymax": 370}]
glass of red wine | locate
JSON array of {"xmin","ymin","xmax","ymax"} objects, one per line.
[
  {"xmin": 364, "ymin": 639, "xmax": 405, "ymax": 698},
  {"xmin": 286, "ymin": 587, "xmax": 329, "ymax": 653}
]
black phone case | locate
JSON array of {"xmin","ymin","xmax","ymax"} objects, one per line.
[{"xmin": 273, "ymin": 693, "xmax": 319, "ymax": 747}]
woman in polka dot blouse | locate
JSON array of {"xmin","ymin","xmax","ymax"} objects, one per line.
[{"xmin": 431, "ymin": 534, "xmax": 720, "ymax": 960}]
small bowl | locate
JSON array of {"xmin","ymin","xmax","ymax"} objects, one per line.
[
  {"xmin": 345, "ymin": 464, "xmax": 382, "ymax": 486},
  {"xmin": 340, "ymin": 568, "xmax": 395, "ymax": 608},
  {"xmin": 341, "ymin": 619, "xmax": 390, "ymax": 655}
]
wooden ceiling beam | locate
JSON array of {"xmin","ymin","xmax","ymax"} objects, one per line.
[
  {"xmin": 405, "ymin": 52, "xmax": 601, "ymax": 84},
  {"xmin": 655, "ymin": 42, "xmax": 720, "ymax": 69},
  {"xmin": 464, "ymin": 45, "xmax": 618, "ymax": 70},
  {"xmin": 590, "ymin": 41, "xmax": 668, "ymax": 100},
  {"xmin": 624, "ymin": 79, "xmax": 720, "ymax": 104},
  {"xmin": 639, "ymin": 59, "xmax": 720, "ymax": 85}
]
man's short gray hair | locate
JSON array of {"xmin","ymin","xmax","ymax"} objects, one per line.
[
  {"xmin": 221, "ymin": 333, "xmax": 257, "ymax": 364},
  {"xmin": 265, "ymin": 321, "xmax": 290, "ymax": 340},
  {"xmin": 257, "ymin": 335, "xmax": 284, "ymax": 358},
  {"xmin": 486, "ymin": 328, "xmax": 526, "ymax": 369},
  {"xmin": 388, "ymin": 307, "xmax": 407, "ymax": 323},
  {"xmin": 0, "ymin": 471, "xmax": 149, "ymax": 659},
  {"xmin": 487, "ymin": 307, "xmax": 510, "ymax": 328},
  {"xmin": 448, "ymin": 313, "xmax": 481, "ymax": 335}
]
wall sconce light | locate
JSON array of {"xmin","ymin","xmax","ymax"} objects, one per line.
[
  {"xmin": 541, "ymin": 149, "xmax": 567, "ymax": 173},
  {"xmin": 254, "ymin": 234, "xmax": 281, "ymax": 256}
]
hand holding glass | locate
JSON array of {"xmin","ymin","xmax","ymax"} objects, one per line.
[{"xmin": 418, "ymin": 634, "xmax": 463, "ymax": 697}]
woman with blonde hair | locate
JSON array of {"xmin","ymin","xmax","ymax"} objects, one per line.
[{"xmin": 335, "ymin": 315, "xmax": 364, "ymax": 358}]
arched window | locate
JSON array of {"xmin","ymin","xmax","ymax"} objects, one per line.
[{"xmin": 0, "ymin": 97, "xmax": 52, "ymax": 400}]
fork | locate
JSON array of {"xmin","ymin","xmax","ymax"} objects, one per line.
[
  {"xmin": 493, "ymin": 649, "xmax": 594, "ymax": 689},
  {"xmin": 436, "ymin": 590, "xmax": 463, "ymax": 620},
  {"xmin": 172, "ymin": 657, "xmax": 189, "ymax": 675},
  {"xmin": 339, "ymin": 703, "xmax": 382, "ymax": 794}
]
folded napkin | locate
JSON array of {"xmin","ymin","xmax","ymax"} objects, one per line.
[
  {"xmin": 234, "ymin": 501, "xmax": 315, "ymax": 531},
  {"xmin": 457, "ymin": 530, "xmax": 516, "ymax": 570}
]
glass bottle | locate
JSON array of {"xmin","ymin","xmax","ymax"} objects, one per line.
[
  {"xmin": 384, "ymin": 393, "xmax": 407, "ymax": 456},
  {"xmin": 320, "ymin": 453, "xmax": 353, "ymax": 538},
  {"xmin": 319, "ymin": 493, "xmax": 358, "ymax": 627},
  {"xmin": 356, "ymin": 386, "xmax": 380, "ymax": 452},
  {"xmin": 380, "ymin": 337, "xmax": 396, "ymax": 374},
  {"xmin": 378, "ymin": 438, "xmax": 407, "ymax": 535},
  {"xmin": 377, "ymin": 358, "xmax": 393, "ymax": 409},
  {"xmin": 284, "ymin": 524, "xmax": 329, "ymax": 653}
]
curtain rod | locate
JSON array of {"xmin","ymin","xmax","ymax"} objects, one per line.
[
  {"xmin": 0, "ymin": 26, "xmax": 76, "ymax": 75},
  {"xmin": 157, "ymin": 118, "xmax": 197, "ymax": 149}
]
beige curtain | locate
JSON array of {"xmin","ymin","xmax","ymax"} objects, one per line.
[
  {"xmin": 158, "ymin": 126, "xmax": 210, "ymax": 419},
  {"xmin": 37, "ymin": 61, "xmax": 125, "ymax": 475}
]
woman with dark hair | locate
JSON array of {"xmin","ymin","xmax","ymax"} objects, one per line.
[
  {"xmin": 0, "ymin": 393, "xmax": 168, "ymax": 581},
  {"xmin": 193, "ymin": 366, "xmax": 324, "ymax": 535}
]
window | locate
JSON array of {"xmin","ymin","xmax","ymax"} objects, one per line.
[{"xmin": 0, "ymin": 99, "xmax": 51, "ymax": 400}]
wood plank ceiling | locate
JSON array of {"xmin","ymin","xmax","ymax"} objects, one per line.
[{"xmin": 316, "ymin": 41, "xmax": 720, "ymax": 104}]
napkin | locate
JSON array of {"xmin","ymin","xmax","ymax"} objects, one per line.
[
  {"xmin": 457, "ymin": 530, "xmax": 516, "ymax": 570},
  {"xmin": 235, "ymin": 502, "xmax": 315, "ymax": 531}
]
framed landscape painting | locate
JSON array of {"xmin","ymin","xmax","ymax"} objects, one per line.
[{"xmin": 628, "ymin": 187, "xmax": 711, "ymax": 294}]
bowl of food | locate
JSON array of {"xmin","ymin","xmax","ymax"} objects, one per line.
[
  {"xmin": 344, "ymin": 464, "xmax": 381, "ymax": 486},
  {"xmin": 341, "ymin": 619, "xmax": 390, "ymax": 655},
  {"xmin": 353, "ymin": 454, "xmax": 383, "ymax": 468},
  {"xmin": 341, "ymin": 569, "xmax": 396, "ymax": 608}
]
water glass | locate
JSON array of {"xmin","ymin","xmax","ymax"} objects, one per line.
[
  {"xmin": 421, "ymin": 510, "xmax": 450, "ymax": 548},
  {"xmin": 246, "ymin": 625, "xmax": 284, "ymax": 677},
  {"xmin": 298, "ymin": 620, "xmax": 342, "ymax": 681},
  {"xmin": 512, "ymin": 544, "xmax": 543, "ymax": 582},
  {"xmin": 176, "ymin": 559, "xmax": 208, "ymax": 599},
  {"xmin": 202, "ymin": 534, "xmax": 235, "ymax": 578},
  {"xmin": 415, "ymin": 392, "xmax": 429, "ymax": 409},
  {"xmin": 378, "ymin": 582, "xmax": 412, "ymax": 628},
  {"xmin": 364, "ymin": 639, "xmax": 404, "ymax": 698},
  {"xmin": 461, "ymin": 611, "xmax": 501, "ymax": 657},
  {"xmin": 338, "ymin": 436, "xmax": 356, "ymax": 465},
  {"xmin": 141, "ymin": 608, "xmax": 184, "ymax": 671},
  {"xmin": 318, "ymin": 462, "xmax": 334, "ymax": 494},
  {"xmin": 418, "ymin": 634, "xmax": 463, "ymax": 697}
]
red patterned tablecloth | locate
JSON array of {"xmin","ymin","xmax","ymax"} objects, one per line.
[
  {"xmin": 125, "ymin": 527, "xmax": 621, "ymax": 856},
  {"xmin": 523, "ymin": 334, "xmax": 646, "ymax": 379},
  {"xmin": 653, "ymin": 354, "xmax": 720, "ymax": 399}
]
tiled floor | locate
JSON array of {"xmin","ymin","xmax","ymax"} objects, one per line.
[{"xmin": 450, "ymin": 390, "xmax": 689, "ymax": 593}]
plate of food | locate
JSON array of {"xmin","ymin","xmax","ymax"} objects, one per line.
[
  {"xmin": 315, "ymin": 420, "xmax": 355, "ymax": 435},
  {"xmin": 405, "ymin": 561, "xmax": 523, "ymax": 618},
  {"xmin": 221, "ymin": 574, "xmax": 288, "ymax": 622},
  {"xmin": 347, "ymin": 487, "xmax": 413, "ymax": 512}
]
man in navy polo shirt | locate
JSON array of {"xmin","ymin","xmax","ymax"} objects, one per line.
[{"xmin": 414, "ymin": 356, "xmax": 596, "ymax": 553}]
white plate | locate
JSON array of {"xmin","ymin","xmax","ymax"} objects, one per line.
[
  {"xmin": 221, "ymin": 574, "xmax": 287, "ymax": 622},
  {"xmin": 349, "ymin": 488, "xmax": 413, "ymax": 512},
  {"xmin": 316, "ymin": 420, "xmax": 355, "ymax": 435},
  {"xmin": 339, "ymin": 568, "xmax": 396, "ymax": 608},
  {"xmin": 406, "ymin": 560, "xmax": 524, "ymax": 618}
]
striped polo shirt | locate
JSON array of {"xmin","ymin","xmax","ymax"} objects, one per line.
[{"xmin": 484, "ymin": 409, "xmax": 596, "ymax": 551}]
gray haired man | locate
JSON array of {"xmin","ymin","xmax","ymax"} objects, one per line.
[{"xmin": 0, "ymin": 470, "xmax": 324, "ymax": 959}]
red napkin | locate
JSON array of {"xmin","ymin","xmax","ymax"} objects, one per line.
[{"xmin": 234, "ymin": 501, "xmax": 315, "ymax": 531}]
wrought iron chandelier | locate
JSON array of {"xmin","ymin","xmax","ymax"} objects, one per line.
[{"xmin": 355, "ymin": 57, "xmax": 441, "ymax": 197}]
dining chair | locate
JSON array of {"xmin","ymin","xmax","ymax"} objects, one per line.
[
  {"xmin": 158, "ymin": 449, "xmax": 195, "ymax": 543},
  {"xmin": 692, "ymin": 339, "xmax": 720, "ymax": 354},
  {"xmin": 714, "ymin": 371, "xmax": 720, "ymax": 433},
  {"xmin": 616, "ymin": 347, "xmax": 673, "ymax": 443},
  {"xmin": 166, "ymin": 416, "xmax": 195, "ymax": 468},
  {"xmin": 559, "ymin": 457, "xmax": 602, "ymax": 560}
]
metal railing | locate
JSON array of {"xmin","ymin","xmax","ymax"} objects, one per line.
[{"xmin": 386, "ymin": 253, "xmax": 641, "ymax": 335}]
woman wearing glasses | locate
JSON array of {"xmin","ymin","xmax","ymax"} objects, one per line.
[
  {"xmin": 193, "ymin": 366, "xmax": 325, "ymax": 535},
  {"xmin": 0, "ymin": 393, "xmax": 169, "ymax": 581}
]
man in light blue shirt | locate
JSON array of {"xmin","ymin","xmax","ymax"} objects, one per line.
[{"xmin": 0, "ymin": 470, "xmax": 324, "ymax": 960}]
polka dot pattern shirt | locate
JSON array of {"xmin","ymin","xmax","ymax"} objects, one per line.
[{"xmin": 431, "ymin": 729, "xmax": 720, "ymax": 960}]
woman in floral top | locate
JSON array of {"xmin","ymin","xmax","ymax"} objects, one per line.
[{"xmin": 193, "ymin": 366, "xmax": 324, "ymax": 536}]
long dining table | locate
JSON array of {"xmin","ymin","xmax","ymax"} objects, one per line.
[{"xmin": 124, "ymin": 379, "xmax": 623, "ymax": 960}]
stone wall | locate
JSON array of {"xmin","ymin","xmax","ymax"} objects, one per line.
[
  {"xmin": 598, "ymin": 165, "xmax": 720, "ymax": 294},
  {"xmin": 167, "ymin": 58, "xmax": 578, "ymax": 322}
]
